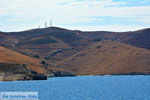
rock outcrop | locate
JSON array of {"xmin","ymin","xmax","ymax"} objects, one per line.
[{"xmin": 0, "ymin": 63, "xmax": 47, "ymax": 81}]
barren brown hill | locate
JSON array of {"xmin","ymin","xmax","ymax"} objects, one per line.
[
  {"xmin": 0, "ymin": 27, "xmax": 92, "ymax": 64},
  {"xmin": 0, "ymin": 46, "xmax": 64, "ymax": 74},
  {"xmin": 81, "ymin": 28, "xmax": 150, "ymax": 49},
  {"xmin": 0, "ymin": 27, "xmax": 149, "ymax": 66},
  {"xmin": 116, "ymin": 28, "xmax": 150, "ymax": 49},
  {"xmin": 58, "ymin": 41, "xmax": 150, "ymax": 75},
  {"xmin": 0, "ymin": 27, "xmax": 150, "ymax": 76}
]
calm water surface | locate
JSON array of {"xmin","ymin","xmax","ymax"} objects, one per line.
[{"xmin": 0, "ymin": 76, "xmax": 150, "ymax": 100}]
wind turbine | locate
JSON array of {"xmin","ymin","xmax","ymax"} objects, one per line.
[
  {"xmin": 50, "ymin": 19, "xmax": 52, "ymax": 27},
  {"xmin": 45, "ymin": 21, "xmax": 47, "ymax": 28},
  {"xmin": 38, "ymin": 25, "xmax": 41, "ymax": 28}
]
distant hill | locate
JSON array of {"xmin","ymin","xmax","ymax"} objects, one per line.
[
  {"xmin": 58, "ymin": 41, "xmax": 150, "ymax": 75},
  {"xmin": 116, "ymin": 28, "xmax": 150, "ymax": 49},
  {"xmin": 0, "ymin": 27, "xmax": 149, "ymax": 64},
  {"xmin": 0, "ymin": 27, "xmax": 149, "ymax": 76},
  {"xmin": 0, "ymin": 27, "xmax": 92, "ymax": 64},
  {"xmin": 80, "ymin": 28, "xmax": 150, "ymax": 49}
]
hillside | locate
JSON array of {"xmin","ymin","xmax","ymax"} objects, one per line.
[
  {"xmin": 0, "ymin": 27, "xmax": 92, "ymax": 64},
  {"xmin": 81, "ymin": 28, "xmax": 150, "ymax": 49},
  {"xmin": 0, "ymin": 27, "xmax": 150, "ymax": 77},
  {"xmin": 0, "ymin": 63, "xmax": 47, "ymax": 81},
  {"xmin": 58, "ymin": 41, "xmax": 150, "ymax": 75},
  {"xmin": 116, "ymin": 28, "xmax": 150, "ymax": 49},
  {"xmin": 0, "ymin": 46, "xmax": 47, "ymax": 73},
  {"xmin": 0, "ymin": 46, "xmax": 73, "ymax": 76},
  {"xmin": 0, "ymin": 27, "xmax": 149, "ymax": 65}
]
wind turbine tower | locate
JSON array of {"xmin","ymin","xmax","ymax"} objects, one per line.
[
  {"xmin": 50, "ymin": 19, "xmax": 52, "ymax": 27},
  {"xmin": 38, "ymin": 25, "xmax": 41, "ymax": 28},
  {"xmin": 45, "ymin": 21, "xmax": 47, "ymax": 28}
]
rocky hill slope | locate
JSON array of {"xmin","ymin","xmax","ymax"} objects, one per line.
[
  {"xmin": 0, "ymin": 46, "xmax": 75, "ymax": 80},
  {"xmin": 0, "ymin": 63, "xmax": 47, "ymax": 81},
  {"xmin": 0, "ymin": 27, "xmax": 149, "ymax": 78},
  {"xmin": 58, "ymin": 41, "xmax": 150, "ymax": 75}
]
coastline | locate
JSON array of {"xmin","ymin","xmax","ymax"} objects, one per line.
[{"xmin": 1, "ymin": 72, "xmax": 150, "ymax": 81}]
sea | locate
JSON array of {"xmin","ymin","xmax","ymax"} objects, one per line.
[{"xmin": 0, "ymin": 75, "xmax": 149, "ymax": 100}]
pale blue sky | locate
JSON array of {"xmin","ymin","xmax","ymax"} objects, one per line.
[{"xmin": 0, "ymin": 0, "xmax": 150, "ymax": 32}]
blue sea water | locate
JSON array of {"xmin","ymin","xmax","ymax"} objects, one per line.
[{"xmin": 0, "ymin": 76, "xmax": 150, "ymax": 100}]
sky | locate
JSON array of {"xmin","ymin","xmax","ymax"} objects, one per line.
[{"xmin": 0, "ymin": 0, "xmax": 150, "ymax": 32}]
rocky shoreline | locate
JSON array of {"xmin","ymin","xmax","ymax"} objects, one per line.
[
  {"xmin": 0, "ymin": 63, "xmax": 149, "ymax": 81},
  {"xmin": 0, "ymin": 63, "xmax": 76, "ymax": 81},
  {"xmin": 0, "ymin": 63, "xmax": 47, "ymax": 81}
]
